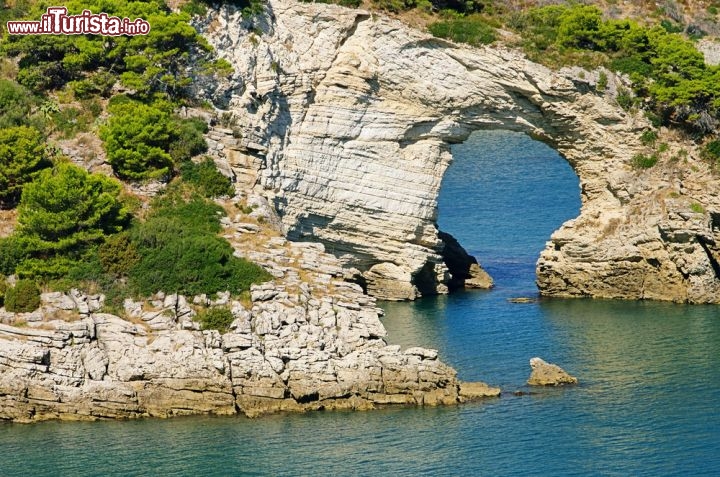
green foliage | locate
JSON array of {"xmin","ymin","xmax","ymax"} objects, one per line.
[
  {"xmin": 168, "ymin": 117, "xmax": 208, "ymax": 163},
  {"xmin": 511, "ymin": 4, "xmax": 720, "ymax": 134},
  {"xmin": 67, "ymin": 71, "xmax": 116, "ymax": 99},
  {"xmin": 17, "ymin": 163, "xmax": 129, "ymax": 261},
  {"xmin": 702, "ymin": 140, "xmax": 720, "ymax": 163},
  {"xmin": 98, "ymin": 233, "xmax": 140, "ymax": 277},
  {"xmin": 640, "ymin": 130, "xmax": 658, "ymax": 146},
  {"xmin": 428, "ymin": 15, "xmax": 496, "ymax": 46},
  {"xmin": 632, "ymin": 153, "xmax": 659, "ymax": 169},
  {"xmin": 2, "ymin": 0, "xmax": 228, "ymax": 101},
  {"xmin": 49, "ymin": 106, "xmax": 95, "ymax": 139},
  {"xmin": 196, "ymin": 307, "xmax": 235, "ymax": 333},
  {"xmin": 128, "ymin": 194, "xmax": 271, "ymax": 297},
  {"xmin": 101, "ymin": 100, "xmax": 208, "ymax": 180},
  {"xmin": 0, "ymin": 80, "xmax": 41, "ymax": 130},
  {"xmin": 4, "ymin": 279, "xmax": 41, "ymax": 313},
  {"xmin": 0, "ymin": 126, "xmax": 51, "ymax": 207},
  {"xmin": 597, "ymin": 71, "xmax": 608, "ymax": 92},
  {"xmin": 616, "ymin": 87, "xmax": 635, "ymax": 110},
  {"xmin": 0, "ymin": 276, "xmax": 6, "ymax": 307},
  {"xmin": 101, "ymin": 101, "xmax": 174, "ymax": 180},
  {"xmin": 179, "ymin": 158, "xmax": 234, "ymax": 198},
  {"xmin": 690, "ymin": 202, "xmax": 705, "ymax": 213},
  {"xmin": 0, "ymin": 236, "xmax": 27, "ymax": 275}
]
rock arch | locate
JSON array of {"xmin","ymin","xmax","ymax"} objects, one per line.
[{"xmin": 200, "ymin": 0, "xmax": 720, "ymax": 303}]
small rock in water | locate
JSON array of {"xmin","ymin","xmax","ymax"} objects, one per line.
[
  {"xmin": 507, "ymin": 297, "xmax": 537, "ymax": 304},
  {"xmin": 527, "ymin": 357, "xmax": 578, "ymax": 386}
]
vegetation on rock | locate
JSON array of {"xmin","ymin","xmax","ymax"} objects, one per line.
[
  {"xmin": 128, "ymin": 187, "xmax": 270, "ymax": 296},
  {"xmin": 196, "ymin": 306, "xmax": 235, "ymax": 333},
  {"xmin": 0, "ymin": 125, "xmax": 51, "ymax": 208},
  {"xmin": 179, "ymin": 158, "xmax": 234, "ymax": 198},
  {"xmin": 4, "ymin": 279, "xmax": 41, "ymax": 313},
  {"xmin": 428, "ymin": 13, "xmax": 497, "ymax": 46}
]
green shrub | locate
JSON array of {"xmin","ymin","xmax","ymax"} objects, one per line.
[
  {"xmin": 17, "ymin": 163, "xmax": 129, "ymax": 261},
  {"xmin": 129, "ymin": 231, "xmax": 270, "ymax": 296},
  {"xmin": 179, "ymin": 158, "xmax": 234, "ymax": 198},
  {"xmin": 511, "ymin": 4, "xmax": 720, "ymax": 134},
  {"xmin": 0, "ymin": 80, "xmax": 38, "ymax": 129},
  {"xmin": 0, "ymin": 126, "xmax": 51, "ymax": 207},
  {"xmin": 98, "ymin": 233, "xmax": 140, "ymax": 277},
  {"xmin": 0, "ymin": 277, "xmax": 6, "ymax": 307},
  {"xmin": 5, "ymin": 279, "xmax": 41, "ymax": 313},
  {"xmin": 632, "ymin": 153, "xmax": 659, "ymax": 169},
  {"xmin": 702, "ymin": 140, "xmax": 720, "ymax": 163},
  {"xmin": 428, "ymin": 15, "xmax": 497, "ymax": 46},
  {"xmin": 196, "ymin": 307, "xmax": 235, "ymax": 333},
  {"xmin": 640, "ymin": 130, "xmax": 658, "ymax": 146},
  {"xmin": 2, "ymin": 1, "xmax": 228, "ymax": 101},
  {"xmin": 690, "ymin": 202, "xmax": 705, "ymax": 213},
  {"xmin": 596, "ymin": 71, "xmax": 608, "ymax": 91},
  {"xmin": 616, "ymin": 87, "xmax": 635, "ymax": 110},
  {"xmin": 0, "ymin": 236, "xmax": 29, "ymax": 276},
  {"xmin": 50, "ymin": 106, "xmax": 94, "ymax": 139},
  {"xmin": 128, "ymin": 195, "xmax": 271, "ymax": 297},
  {"xmin": 100, "ymin": 102, "xmax": 175, "ymax": 181},
  {"xmin": 168, "ymin": 118, "xmax": 208, "ymax": 163}
]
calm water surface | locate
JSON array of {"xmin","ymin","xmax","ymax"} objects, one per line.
[{"xmin": 3, "ymin": 131, "xmax": 719, "ymax": 476}]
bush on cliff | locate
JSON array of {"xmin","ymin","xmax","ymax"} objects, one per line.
[
  {"xmin": 510, "ymin": 4, "xmax": 720, "ymax": 134},
  {"xmin": 4, "ymin": 279, "xmax": 41, "ymax": 313},
  {"xmin": 428, "ymin": 14, "xmax": 497, "ymax": 46},
  {"xmin": 0, "ymin": 277, "xmax": 7, "ymax": 307},
  {"xmin": 127, "ymin": 191, "xmax": 271, "ymax": 296},
  {"xmin": 7, "ymin": 163, "xmax": 129, "ymax": 279},
  {"xmin": 0, "ymin": 80, "xmax": 43, "ymax": 130},
  {"xmin": 179, "ymin": 158, "xmax": 234, "ymax": 198},
  {"xmin": 100, "ymin": 101, "xmax": 175, "ymax": 181},
  {"xmin": 101, "ymin": 99, "xmax": 209, "ymax": 180},
  {"xmin": 196, "ymin": 307, "xmax": 235, "ymax": 333},
  {"xmin": 2, "ymin": 0, "xmax": 229, "ymax": 101},
  {"xmin": 0, "ymin": 125, "xmax": 51, "ymax": 208}
]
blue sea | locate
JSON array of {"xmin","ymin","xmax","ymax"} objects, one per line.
[{"xmin": 3, "ymin": 131, "xmax": 719, "ymax": 476}]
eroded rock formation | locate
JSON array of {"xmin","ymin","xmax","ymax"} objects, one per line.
[
  {"xmin": 0, "ymin": 213, "xmax": 498, "ymax": 423},
  {"xmin": 527, "ymin": 357, "xmax": 578, "ymax": 386},
  {"xmin": 198, "ymin": 0, "xmax": 720, "ymax": 303}
]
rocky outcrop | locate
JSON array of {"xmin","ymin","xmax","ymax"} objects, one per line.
[
  {"xmin": 527, "ymin": 357, "xmax": 578, "ymax": 386},
  {"xmin": 0, "ymin": 212, "xmax": 498, "ymax": 423},
  {"xmin": 197, "ymin": 0, "xmax": 720, "ymax": 303}
]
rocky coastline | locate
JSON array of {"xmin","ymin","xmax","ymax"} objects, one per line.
[
  {"xmin": 0, "ymin": 210, "xmax": 498, "ymax": 423},
  {"xmin": 4, "ymin": 0, "xmax": 719, "ymax": 424}
]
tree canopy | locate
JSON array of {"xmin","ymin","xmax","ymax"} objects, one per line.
[{"xmin": 0, "ymin": 126, "xmax": 51, "ymax": 208}]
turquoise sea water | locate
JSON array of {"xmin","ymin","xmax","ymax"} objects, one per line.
[{"xmin": 3, "ymin": 131, "xmax": 720, "ymax": 476}]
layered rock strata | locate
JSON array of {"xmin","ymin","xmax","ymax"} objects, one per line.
[
  {"xmin": 198, "ymin": 0, "xmax": 720, "ymax": 303},
  {"xmin": 0, "ymin": 213, "xmax": 499, "ymax": 423}
]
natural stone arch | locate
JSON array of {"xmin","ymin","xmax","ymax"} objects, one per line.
[{"xmin": 200, "ymin": 0, "xmax": 720, "ymax": 303}]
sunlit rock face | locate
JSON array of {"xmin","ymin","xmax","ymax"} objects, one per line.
[{"xmin": 199, "ymin": 0, "xmax": 720, "ymax": 303}]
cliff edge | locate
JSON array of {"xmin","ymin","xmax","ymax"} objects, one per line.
[{"xmin": 198, "ymin": 0, "xmax": 720, "ymax": 303}]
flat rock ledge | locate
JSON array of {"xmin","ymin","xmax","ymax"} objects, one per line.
[
  {"xmin": 0, "ymin": 283, "xmax": 498, "ymax": 423},
  {"xmin": 527, "ymin": 357, "xmax": 578, "ymax": 386}
]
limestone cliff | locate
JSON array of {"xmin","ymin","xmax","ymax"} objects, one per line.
[
  {"xmin": 0, "ymin": 218, "xmax": 498, "ymax": 422},
  {"xmin": 198, "ymin": 0, "xmax": 720, "ymax": 303}
]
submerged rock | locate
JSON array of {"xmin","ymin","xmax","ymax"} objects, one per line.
[
  {"xmin": 459, "ymin": 382, "xmax": 501, "ymax": 401},
  {"xmin": 527, "ymin": 357, "xmax": 578, "ymax": 386},
  {"xmin": 507, "ymin": 297, "xmax": 537, "ymax": 304}
]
